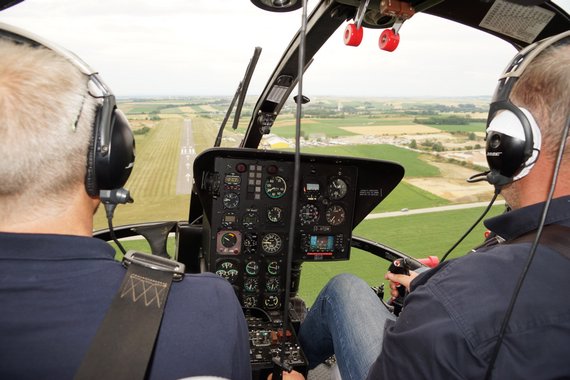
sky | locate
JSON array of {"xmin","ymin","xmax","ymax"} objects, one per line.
[{"xmin": 0, "ymin": 0, "xmax": 566, "ymax": 98}]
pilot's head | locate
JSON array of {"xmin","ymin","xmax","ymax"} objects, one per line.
[
  {"xmin": 485, "ymin": 32, "xmax": 570, "ymax": 207},
  {"xmin": 0, "ymin": 24, "xmax": 134, "ymax": 233},
  {"xmin": 0, "ymin": 35, "xmax": 97, "ymax": 226},
  {"xmin": 508, "ymin": 38, "xmax": 570, "ymax": 163}
]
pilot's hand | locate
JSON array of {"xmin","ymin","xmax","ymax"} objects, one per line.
[
  {"xmin": 267, "ymin": 370, "xmax": 305, "ymax": 380},
  {"xmin": 385, "ymin": 270, "xmax": 419, "ymax": 297}
]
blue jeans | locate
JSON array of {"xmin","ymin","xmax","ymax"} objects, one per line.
[{"xmin": 299, "ymin": 273, "xmax": 396, "ymax": 380}]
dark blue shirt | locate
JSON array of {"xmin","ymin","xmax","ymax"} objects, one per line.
[
  {"xmin": 368, "ymin": 196, "xmax": 570, "ymax": 379},
  {"xmin": 0, "ymin": 233, "xmax": 252, "ymax": 380}
]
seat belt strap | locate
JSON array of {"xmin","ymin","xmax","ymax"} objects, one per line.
[{"xmin": 74, "ymin": 251, "xmax": 185, "ymax": 380}]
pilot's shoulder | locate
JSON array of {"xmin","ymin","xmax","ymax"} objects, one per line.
[{"xmin": 171, "ymin": 272, "xmax": 239, "ymax": 302}]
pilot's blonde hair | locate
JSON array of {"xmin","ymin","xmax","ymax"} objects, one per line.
[
  {"xmin": 0, "ymin": 38, "xmax": 96, "ymax": 221},
  {"xmin": 511, "ymin": 41, "xmax": 570, "ymax": 159}
]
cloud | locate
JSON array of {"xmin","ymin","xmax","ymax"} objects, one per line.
[{"xmin": 1, "ymin": 0, "xmax": 518, "ymax": 97}]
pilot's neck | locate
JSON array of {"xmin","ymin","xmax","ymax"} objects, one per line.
[{"xmin": 0, "ymin": 184, "xmax": 97, "ymax": 237}]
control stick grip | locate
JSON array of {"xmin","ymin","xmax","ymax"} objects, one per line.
[{"xmin": 388, "ymin": 258, "xmax": 411, "ymax": 316}]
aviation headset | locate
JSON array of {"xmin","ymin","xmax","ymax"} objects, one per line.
[
  {"xmin": 0, "ymin": 22, "xmax": 135, "ymax": 197},
  {"xmin": 485, "ymin": 30, "xmax": 570, "ymax": 187}
]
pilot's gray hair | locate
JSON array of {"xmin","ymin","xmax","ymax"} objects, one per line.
[
  {"xmin": 511, "ymin": 41, "xmax": 570, "ymax": 160},
  {"xmin": 0, "ymin": 38, "xmax": 96, "ymax": 221}
]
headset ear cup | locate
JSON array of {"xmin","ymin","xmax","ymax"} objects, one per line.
[
  {"xmin": 94, "ymin": 109, "xmax": 135, "ymax": 191},
  {"xmin": 485, "ymin": 107, "xmax": 538, "ymax": 184},
  {"xmin": 486, "ymin": 129, "xmax": 528, "ymax": 178}
]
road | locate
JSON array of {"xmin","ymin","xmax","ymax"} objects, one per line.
[
  {"xmin": 365, "ymin": 200, "xmax": 506, "ymax": 220},
  {"xmin": 175, "ymin": 119, "xmax": 196, "ymax": 195}
]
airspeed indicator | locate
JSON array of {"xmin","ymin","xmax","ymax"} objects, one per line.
[{"xmin": 264, "ymin": 176, "xmax": 287, "ymax": 199}]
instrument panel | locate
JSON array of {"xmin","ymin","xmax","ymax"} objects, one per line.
[
  {"xmin": 204, "ymin": 156, "xmax": 357, "ymax": 311},
  {"xmin": 192, "ymin": 148, "xmax": 404, "ymax": 313},
  {"xmin": 190, "ymin": 147, "xmax": 403, "ymax": 376}
]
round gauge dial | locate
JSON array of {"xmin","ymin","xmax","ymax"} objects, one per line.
[
  {"xmin": 299, "ymin": 204, "xmax": 319, "ymax": 226},
  {"xmin": 267, "ymin": 206, "xmax": 283, "ymax": 223},
  {"xmin": 267, "ymin": 261, "xmax": 280, "ymax": 275},
  {"xmin": 326, "ymin": 205, "xmax": 346, "ymax": 226},
  {"xmin": 215, "ymin": 261, "xmax": 239, "ymax": 283},
  {"xmin": 264, "ymin": 176, "xmax": 287, "ymax": 199},
  {"xmin": 264, "ymin": 295, "xmax": 280, "ymax": 309},
  {"xmin": 243, "ymin": 233, "xmax": 258, "ymax": 254},
  {"xmin": 328, "ymin": 177, "xmax": 348, "ymax": 200},
  {"xmin": 243, "ymin": 295, "xmax": 257, "ymax": 308},
  {"xmin": 242, "ymin": 211, "xmax": 259, "ymax": 229},
  {"xmin": 220, "ymin": 232, "xmax": 238, "ymax": 248},
  {"xmin": 245, "ymin": 260, "xmax": 260, "ymax": 276},
  {"xmin": 261, "ymin": 233, "xmax": 282, "ymax": 254},
  {"xmin": 266, "ymin": 277, "xmax": 280, "ymax": 292},
  {"xmin": 244, "ymin": 278, "xmax": 259, "ymax": 292},
  {"xmin": 222, "ymin": 192, "xmax": 240, "ymax": 209}
]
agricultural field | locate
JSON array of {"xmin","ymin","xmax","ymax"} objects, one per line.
[
  {"xmin": 299, "ymin": 144, "xmax": 441, "ymax": 178},
  {"xmin": 98, "ymin": 96, "xmax": 495, "ymax": 230}
]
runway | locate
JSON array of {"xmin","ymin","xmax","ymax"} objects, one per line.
[{"xmin": 175, "ymin": 119, "xmax": 196, "ymax": 195}]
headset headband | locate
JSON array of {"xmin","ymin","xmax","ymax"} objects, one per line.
[
  {"xmin": 0, "ymin": 22, "xmax": 95, "ymax": 75},
  {"xmin": 0, "ymin": 21, "xmax": 135, "ymax": 195},
  {"xmin": 493, "ymin": 30, "xmax": 570, "ymax": 104},
  {"xmin": 0, "ymin": 21, "xmax": 117, "ymax": 150}
]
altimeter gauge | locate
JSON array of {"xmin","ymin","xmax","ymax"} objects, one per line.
[{"xmin": 261, "ymin": 233, "xmax": 282, "ymax": 254}]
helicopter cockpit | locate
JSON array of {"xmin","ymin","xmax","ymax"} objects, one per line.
[{"xmin": 2, "ymin": 0, "xmax": 569, "ymax": 378}]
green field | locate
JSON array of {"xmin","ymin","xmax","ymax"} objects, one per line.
[
  {"xmin": 273, "ymin": 121, "xmax": 358, "ymax": 138},
  {"xmin": 300, "ymin": 144, "xmax": 440, "ymax": 178},
  {"xmin": 371, "ymin": 181, "xmax": 450, "ymax": 212},
  {"xmin": 271, "ymin": 114, "xmax": 487, "ymax": 137}
]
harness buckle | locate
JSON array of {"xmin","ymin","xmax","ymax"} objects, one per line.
[{"xmin": 122, "ymin": 250, "xmax": 185, "ymax": 281}]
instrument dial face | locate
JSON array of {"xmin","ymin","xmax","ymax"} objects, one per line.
[
  {"xmin": 267, "ymin": 261, "xmax": 280, "ymax": 275},
  {"xmin": 222, "ymin": 192, "xmax": 240, "ymax": 209},
  {"xmin": 220, "ymin": 232, "xmax": 238, "ymax": 248},
  {"xmin": 264, "ymin": 176, "xmax": 287, "ymax": 199},
  {"xmin": 245, "ymin": 260, "xmax": 260, "ymax": 276},
  {"xmin": 242, "ymin": 211, "xmax": 259, "ymax": 229},
  {"xmin": 243, "ymin": 295, "xmax": 257, "ymax": 308},
  {"xmin": 325, "ymin": 205, "xmax": 346, "ymax": 226},
  {"xmin": 266, "ymin": 277, "xmax": 280, "ymax": 292},
  {"xmin": 267, "ymin": 206, "xmax": 283, "ymax": 223},
  {"xmin": 215, "ymin": 261, "xmax": 239, "ymax": 283},
  {"xmin": 244, "ymin": 277, "xmax": 259, "ymax": 292},
  {"xmin": 264, "ymin": 295, "xmax": 280, "ymax": 309},
  {"xmin": 261, "ymin": 233, "xmax": 282, "ymax": 254},
  {"xmin": 328, "ymin": 177, "xmax": 348, "ymax": 200},
  {"xmin": 299, "ymin": 204, "xmax": 319, "ymax": 226}
]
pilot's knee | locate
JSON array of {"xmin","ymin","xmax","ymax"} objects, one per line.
[{"xmin": 326, "ymin": 273, "xmax": 368, "ymax": 295}]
